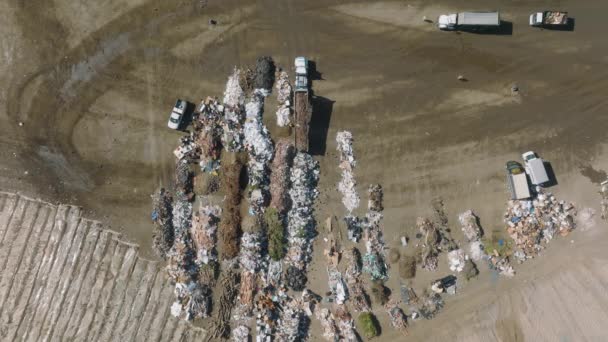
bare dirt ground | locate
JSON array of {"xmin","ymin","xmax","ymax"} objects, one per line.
[{"xmin": 2, "ymin": 0, "xmax": 608, "ymax": 340}]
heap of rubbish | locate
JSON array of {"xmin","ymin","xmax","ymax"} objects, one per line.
[
  {"xmin": 343, "ymin": 247, "xmax": 371, "ymax": 312},
  {"xmin": 190, "ymin": 205, "xmax": 221, "ymax": 265},
  {"xmin": 269, "ymin": 139, "xmax": 295, "ymax": 215},
  {"xmin": 459, "ymin": 210, "xmax": 482, "ymax": 242},
  {"xmin": 151, "ymin": 188, "xmax": 174, "ymax": 259},
  {"xmin": 208, "ymin": 269, "xmax": 240, "ymax": 340},
  {"xmin": 385, "ymin": 301, "xmax": 408, "ymax": 334},
  {"xmin": 344, "ymin": 215, "xmax": 363, "ymax": 244},
  {"xmin": 488, "ymin": 255, "xmax": 515, "ymax": 277},
  {"xmin": 285, "ymin": 153, "xmax": 320, "ymax": 273},
  {"xmin": 504, "ymin": 191, "xmax": 577, "ymax": 262},
  {"xmin": 275, "ymin": 70, "xmax": 293, "ymax": 127},
  {"xmin": 222, "ymin": 68, "xmax": 245, "ymax": 152},
  {"xmin": 362, "ymin": 185, "xmax": 389, "ymax": 281},
  {"xmin": 254, "ymin": 56, "xmax": 276, "ymax": 91},
  {"xmin": 336, "ymin": 131, "xmax": 360, "ymax": 215},
  {"xmin": 418, "ymin": 292, "xmax": 444, "ymax": 319}
]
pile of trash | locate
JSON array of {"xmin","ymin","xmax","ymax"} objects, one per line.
[
  {"xmin": 336, "ymin": 131, "xmax": 360, "ymax": 214},
  {"xmin": 324, "ymin": 238, "xmax": 348, "ymax": 304},
  {"xmin": 255, "ymin": 293, "xmax": 278, "ymax": 342},
  {"xmin": 173, "ymin": 135, "xmax": 199, "ymax": 161},
  {"xmin": 151, "ymin": 188, "xmax": 174, "ymax": 259},
  {"xmin": 276, "ymin": 296, "xmax": 308, "ymax": 341},
  {"xmin": 362, "ymin": 185, "xmax": 388, "ymax": 281},
  {"xmin": 172, "ymin": 198, "xmax": 193, "ymax": 236},
  {"xmin": 208, "ymin": 269, "xmax": 240, "ymax": 340},
  {"xmin": 468, "ymin": 240, "xmax": 486, "ymax": 261},
  {"xmin": 385, "ymin": 301, "xmax": 408, "ymax": 333},
  {"xmin": 195, "ymin": 97, "xmax": 224, "ymax": 173},
  {"xmin": 285, "ymin": 153, "xmax": 319, "ymax": 272},
  {"xmin": 459, "ymin": 210, "xmax": 482, "ymax": 242},
  {"xmin": 174, "ymin": 160, "xmax": 194, "ymax": 201},
  {"xmin": 343, "ymin": 247, "xmax": 371, "ymax": 312},
  {"xmin": 220, "ymin": 160, "xmax": 243, "ymax": 259},
  {"xmin": 269, "ymin": 139, "xmax": 295, "ymax": 214},
  {"xmin": 190, "ymin": 205, "xmax": 221, "ymax": 265},
  {"xmin": 504, "ymin": 191, "xmax": 577, "ymax": 261},
  {"xmin": 171, "ymin": 281, "xmax": 212, "ymax": 320},
  {"xmin": 447, "ymin": 249, "xmax": 466, "ymax": 273},
  {"xmin": 488, "ymin": 255, "xmax": 515, "ymax": 277},
  {"xmin": 601, "ymin": 181, "xmax": 608, "ymax": 220},
  {"xmin": 222, "ymin": 68, "xmax": 245, "ymax": 152},
  {"xmin": 275, "ymin": 70, "xmax": 293, "ymax": 127}
]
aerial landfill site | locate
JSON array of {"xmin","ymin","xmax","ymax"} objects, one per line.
[{"xmin": 4, "ymin": 1, "xmax": 608, "ymax": 341}]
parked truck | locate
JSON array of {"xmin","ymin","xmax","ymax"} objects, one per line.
[
  {"xmin": 506, "ymin": 161, "xmax": 531, "ymax": 200},
  {"xmin": 529, "ymin": 11, "xmax": 568, "ymax": 27},
  {"xmin": 438, "ymin": 11, "xmax": 500, "ymax": 31},
  {"xmin": 293, "ymin": 56, "xmax": 312, "ymax": 152},
  {"xmin": 522, "ymin": 151, "xmax": 549, "ymax": 186}
]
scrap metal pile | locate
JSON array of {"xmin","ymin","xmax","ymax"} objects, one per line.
[{"xmin": 504, "ymin": 190, "xmax": 577, "ymax": 262}]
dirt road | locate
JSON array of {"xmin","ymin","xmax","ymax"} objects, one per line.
[{"xmin": 2, "ymin": 0, "xmax": 608, "ymax": 340}]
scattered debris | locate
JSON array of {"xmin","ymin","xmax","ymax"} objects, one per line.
[
  {"xmin": 418, "ymin": 292, "xmax": 444, "ymax": 319},
  {"xmin": 489, "ymin": 255, "xmax": 515, "ymax": 277},
  {"xmin": 462, "ymin": 259, "xmax": 479, "ymax": 280},
  {"xmin": 578, "ymin": 207, "xmax": 596, "ymax": 231},
  {"xmin": 363, "ymin": 185, "xmax": 388, "ymax": 281},
  {"xmin": 385, "ymin": 301, "xmax": 408, "ymax": 334},
  {"xmin": 335, "ymin": 305, "xmax": 358, "ymax": 341},
  {"xmin": 601, "ymin": 181, "xmax": 608, "ymax": 220},
  {"xmin": 315, "ymin": 308, "xmax": 339, "ymax": 341},
  {"xmin": 344, "ymin": 247, "xmax": 371, "ymax": 312}
]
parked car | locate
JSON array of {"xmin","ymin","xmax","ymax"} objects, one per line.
[{"xmin": 168, "ymin": 99, "xmax": 187, "ymax": 130}]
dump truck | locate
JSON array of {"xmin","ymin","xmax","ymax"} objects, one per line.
[
  {"xmin": 522, "ymin": 151, "xmax": 549, "ymax": 186},
  {"xmin": 506, "ymin": 161, "xmax": 531, "ymax": 200},
  {"xmin": 438, "ymin": 11, "xmax": 500, "ymax": 31},
  {"xmin": 529, "ymin": 11, "xmax": 568, "ymax": 27},
  {"xmin": 293, "ymin": 56, "xmax": 312, "ymax": 152}
]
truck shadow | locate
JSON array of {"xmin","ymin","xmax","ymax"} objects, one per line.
[
  {"xmin": 543, "ymin": 161, "xmax": 559, "ymax": 187},
  {"xmin": 179, "ymin": 101, "xmax": 197, "ymax": 131},
  {"xmin": 460, "ymin": 20, "xmax": 512, "ymax": 35},
  {"xmin": 542, "ymin": 17, "xmax": 575, "ymax": 31},
  {"xmin": 308, "ymin": 60, "xmax": 323, "ymax": 81},
  {"xmin": 308, "ymin": 94, "xmax": 334, "ymax": 156}
]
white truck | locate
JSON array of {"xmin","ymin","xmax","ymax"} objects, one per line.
[
  {"xmin": 168, "ymin": 99, "xmax": 187, "ymax": 130},
  {"xmin": 522, "ymin": 151, "xmax": 549, "ymax": 186},
  {"xmin": 529, "ymin": 11, "xmax": 568, "ymax": 27},
  {"xmin": 294, "ymin": 56, "xmax": 309, "ymax": 92},
  {"xmin": 506, "ymin": 161, "xmax": 531, "ymax": 200},
  {"xmin": 438, "ymin": 11, "xmax": 500, "ymax": 31}
]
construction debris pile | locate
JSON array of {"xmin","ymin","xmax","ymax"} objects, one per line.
[
  {"xmin": 285, "ymin": 153, "xmax": 319, "ymax": 275},
  {"xmin": 269, "ymin": 139, "xmax": 295, "ymax": 214},
  {"xmin": 343, "ymin": 247, "xmax": 371, "ymax": 312},
  {"xmin": 194, "ymin": 97, "xmax": 224, "ymax": 173},
  {"xmin": 190, "ymin": 205, "xmax": 221, "ymax": 266},
  {"xmin": 416, "ymin": 217, "xmax": 440, "ymax": 271},
  {"xmin": 418, "ymin": 292, "xmax": 444, "ymax": 320},
  {"xmin": 324, "ymin": 239, "xmax": 348, "ymax": 304},
  {"xmin": 363, "ymin": 185, "xmax": 389, "ymax": 281},
  {"xmin": 275, "ymin": 70, "xmax": 293, "ymax": 127},
  {"xmin": 459, "ymin": 210, "xmax": 482, "ymax": 242},
  {"xmin": 334, "ymin": 306, "xmax": 358, "ymax": 341},
  {"xmin": 446, "ymin": 249, "xmax": 466, "ymax": 273},
  {"xmin": 504, "ymin": 191, "xmax": 577, "ymax": 262},
  {"xmin": 151, "ymin": 188, "xmax": 174, "ymax": 259},
  {"xmin": 315, "ymin": 308, "xmax": 339, "ymax": 341},
  {"xmin": 208, "ymin": 269, "xmax": 240, "ymax": 340},
  {"xmin": 244, "ymin": 90, "xmax": 274, "ymax": 214},
  {"xmin": 222, "ymin": 68, "xmax": 246, "ymax": 152},
  {"xmin": 385, "ymin": 301, "xmax": 408, "ymax": 334},
  {"xmin": 220, "ymin": 160, "xmax": 243, "ymax": 259},
  {"xmin": 336, "ymin": 131, "xmax": 360, "ymax": 215}
]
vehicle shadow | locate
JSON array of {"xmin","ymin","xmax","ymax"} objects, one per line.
[
  {"xmin": 542, "ymin": 17, "xmax": 575, "ymax": 31},
  {"xmin": 543, "ymin": 161, "xmax": 559, "ymax": 187},
  {"xmin": 460, "ymin": 20, "xmax": 513, "ymax": 35},
  {"xmin": 308, "ymin": 94, "xmax": 334, "ymax": 156},
  {"xmin": 180, "ymin": 101, "xmax": 197, "ymax": 131},
  {"xmin": 308, "ymin": 60, "xmax": 323, "ymax": 81}
]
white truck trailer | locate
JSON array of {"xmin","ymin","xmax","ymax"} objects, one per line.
[
  {"xmin": 438, "ymin": 11, "xmax": 500, "ymax": 31},
  {"xmin": 522, "ymin": 151, "xmax": 549, "ymax": 186},
  {"xmin": 506, "ymin": 161, "xmax": 531, "ymax": 200},
  {"xmin": 529, "ymin": 11, "xmax": 568, "ymax": 27}
]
